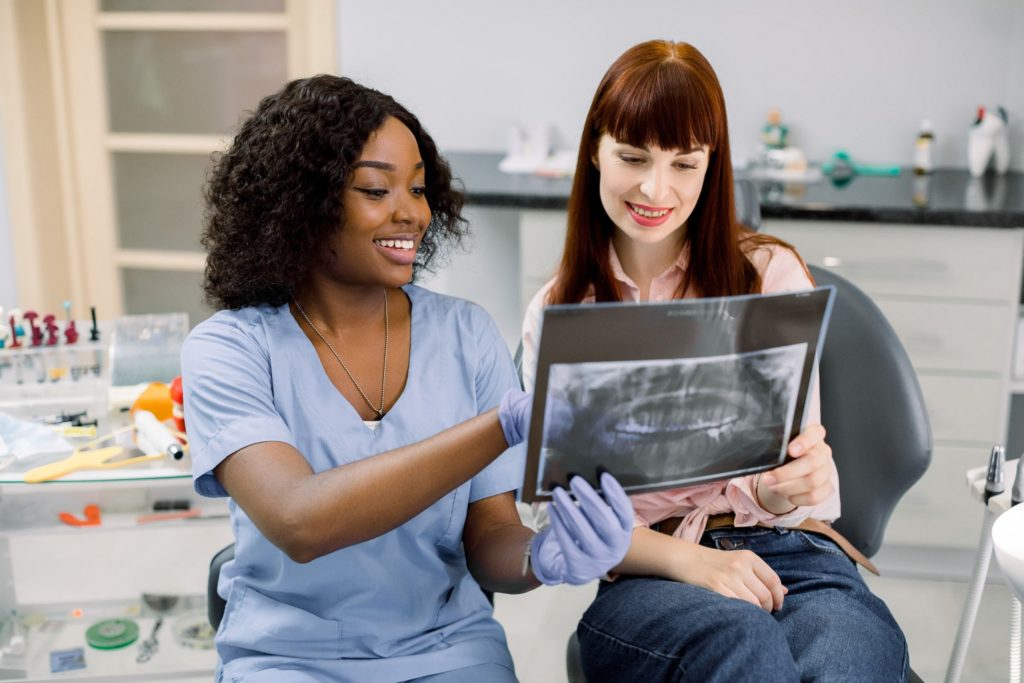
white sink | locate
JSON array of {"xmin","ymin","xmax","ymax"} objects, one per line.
[{"xmin": 992, "ymin": 503, "xmax": 1024, "ymax": 602}]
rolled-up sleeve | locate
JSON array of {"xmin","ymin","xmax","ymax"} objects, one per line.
[
  {"xmin": 180, "ymin": 316, "xmax": 296, "ymax": 497},
  {"xmin": 468, "ymin": 306, "xmax": 525, "ymax": 503}
]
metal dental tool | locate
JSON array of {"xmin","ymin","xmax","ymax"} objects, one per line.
[
  {"xmin": 946, "ymin": 445, "xmax": 1004, "ymax": 683},
  {"xmin": 987, "ymin": 446, "xmax": 1007, "ymax": 501},
  {"xmin": 136, "ymin": 617, "xmax": 162, "ymax": 663}
]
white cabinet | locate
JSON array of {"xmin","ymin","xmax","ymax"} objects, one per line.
[
  {"xmin": 0, "ymin": 468, "xmax": 232, "ymax": 681},
  {"xmin": 765, "ymin": 220, "xmax": 1024, "ymax": 550},
  {"xmin": 519, "ymin": 210, "xmax": 571, "ymax": 319}
]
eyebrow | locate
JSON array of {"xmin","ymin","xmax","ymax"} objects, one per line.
[
  {"xmin": 352, "ymin": 160, "xmax": 425, "ymax": 171},
  {"xmin": 618, "ymin": 143, "xmax": 705, "ymax": 156}
]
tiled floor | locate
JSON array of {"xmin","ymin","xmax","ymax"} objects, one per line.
[{"xmin": 494, "ymin": 570, "xmax": 1022, "ymax": 682}]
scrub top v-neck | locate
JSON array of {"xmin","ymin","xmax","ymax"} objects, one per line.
[{"xmin": 181, "ymin": 285, "xmax": 524, "ymax": 682}]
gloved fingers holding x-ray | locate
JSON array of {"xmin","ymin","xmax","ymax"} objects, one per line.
[
  {"xmin": 502, "ymin": 387, "xmax": 635, "ymax": 585},
  {"xmin": 530, "ymin": 472, "xmax": 634, "ymax": 585}
]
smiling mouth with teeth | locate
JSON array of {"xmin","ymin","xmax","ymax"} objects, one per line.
[
  {"xmin": 373, "ymin": 238, "xmax": 415, "ymax": 250},
  {"xmin": 626, "ymin": 202, "xmax": 671, "ymax": 218}
]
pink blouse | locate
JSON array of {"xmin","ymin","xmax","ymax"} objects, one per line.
[{"xmin": 521, "ymin": 242, "xmax": 840, "ymax": 543}]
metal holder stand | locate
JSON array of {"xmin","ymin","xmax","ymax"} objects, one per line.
[{"xmin": 949, "ymin": 458, "xmax": 1022, "ymax": 683}]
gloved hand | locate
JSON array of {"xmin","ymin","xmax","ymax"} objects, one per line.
[
  {"xmin": 497, "ymin": 388, "xmax": 532, "ymax": 447},
  {"xmin": 530, "ymin": 472, "xmax": 634, "ymax": 585}
]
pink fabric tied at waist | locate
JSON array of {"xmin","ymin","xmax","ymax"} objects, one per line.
[{"xmin": 632, "ymin": 478, "xmax": 792, "ymax": 543}]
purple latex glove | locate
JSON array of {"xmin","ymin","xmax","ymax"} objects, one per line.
[
  {"xmin": 498, "ymin": 388, "xmax": 532, "ymax": 447},
  {"xmin": 530, "ymin": 472, "xmax": 634, "ymax": 586}
]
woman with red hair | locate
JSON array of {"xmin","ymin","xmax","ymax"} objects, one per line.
[{"xmin": 521, "ymin": 41, "xmax": 907, "ymax": 681}]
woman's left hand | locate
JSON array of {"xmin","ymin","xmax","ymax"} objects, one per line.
[{"xmin": 756, "ymin": 423, "xmax": 834, "ymax": 514}]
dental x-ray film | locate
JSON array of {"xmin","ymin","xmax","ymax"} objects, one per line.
[{"xmin": 521, "ymin": 287, "xmax": 835, "ymax": 502}]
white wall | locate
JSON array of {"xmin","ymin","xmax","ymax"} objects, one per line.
[
  {"xmin": 1006, "ymin": 1, "xmax": 1024, "ymax": 171},
  {"xmin": 0, "ymin": 120, "xmax": 17, "ymax": 310},
  {"xmin": 338, "ymin": 0, "xmax": 1023, "ymax": 171}
]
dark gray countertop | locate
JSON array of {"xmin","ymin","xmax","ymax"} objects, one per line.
[{"xmin": 445, "ymin": 151, "xmax": 1024, "ymax": 228}]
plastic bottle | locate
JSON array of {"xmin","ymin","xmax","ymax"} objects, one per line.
[
  {"xmin": 761, "ymin": 108, "xmax": 788, "ymax": 150},
  {"xmin": 914, "ymin": 119, "xmax": 934, "ymax": 175}
]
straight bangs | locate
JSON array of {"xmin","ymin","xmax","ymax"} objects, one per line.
[{"xmin": 597, "ymin": 59, "xmax": 723, "ymax": 154}]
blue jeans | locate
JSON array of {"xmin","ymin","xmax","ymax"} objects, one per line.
[{"xmin": 577, "ymin": 527, "xmax": 908, "ymax": 682}]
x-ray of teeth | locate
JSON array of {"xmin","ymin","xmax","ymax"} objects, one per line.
[
  {"xmin": 536, "ymin": 344, "xmax": 805, "ymax": 497},
  {"xmin": 521, "ymin": 287, "xmax": 835, "ymax": 503}
]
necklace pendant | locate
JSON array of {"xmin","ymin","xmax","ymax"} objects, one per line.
[{"xmin": 294, "ymin": 290, "xmax": 390, "ymax": 421}]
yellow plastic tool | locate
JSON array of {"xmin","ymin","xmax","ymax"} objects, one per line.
[{"xmin": 24, "ymin": 447, "xmax": 164, "ymax": 484}]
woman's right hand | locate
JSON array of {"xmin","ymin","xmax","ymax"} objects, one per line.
[
  {"xmin": 673, "ymin": 543, "xmax": 787, "ymax": 612},
  {"xmin": 530, "ymin": 473, "xmax": 634, "ymax": 585}
]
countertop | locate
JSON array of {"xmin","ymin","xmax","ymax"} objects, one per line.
[{"xmin": 445, "ymin": 151, "xmax": 1024, "ymax": 228}]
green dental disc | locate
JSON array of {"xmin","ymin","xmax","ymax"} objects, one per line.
[{"xmin": 85, "ymin": 618, "xmax": 139, "ymax": 649}]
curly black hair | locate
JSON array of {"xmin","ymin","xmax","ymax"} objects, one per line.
[{"xmin": 201, "ymin": 75, "xmax": 467, "ymax": 310}]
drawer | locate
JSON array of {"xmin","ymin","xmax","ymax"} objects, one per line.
[
  {"xmin": 883, "ymin": 446, "xmax": 992, "ymax": 549},
  {"xmin": 917, "ymin": 374, "xmax": 1007, "ymax": 443},
  {"xmin": 876, "ymin": 299, "xmax": 1015, "ymax": 374},
  {"xmin": 765, "ymin": 220, "xmax": 1023, "ymax": 302},
  {"xmin": 519, "ymin": 210, "xmax": 568, "ymax": 280}
]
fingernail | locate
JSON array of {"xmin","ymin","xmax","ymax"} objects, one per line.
[
  {"xmin": 761, "ymin": 473, "xmax": 775, "ymax": 486},
  {"xmin": 790, "ymin": 443, "xmax": 804, "ymax": 455}
]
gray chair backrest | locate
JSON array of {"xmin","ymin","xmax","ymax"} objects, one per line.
[
  {"xmin": 810, "ymin": 264, "xmax": 932, "ymax": 557},
  {"xmin": 208, "ymin": 543, "xmax": 234, "ymax": 629},
  {"xmin": 734, "ymin": 178, "xmax": 761, "ymax": 232}
]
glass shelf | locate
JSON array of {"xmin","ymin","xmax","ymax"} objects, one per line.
[
  {"xmin": 1, "ymin": 597, "xmax": 217, "ymax": 681},
  {"xmin": 0, "ymin": 465, "xmax": 192, "ymax": 488}
]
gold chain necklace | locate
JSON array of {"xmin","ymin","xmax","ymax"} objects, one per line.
[{"xmin": 294, "ymin": 290, "xmax": 389, "ymax": 419}]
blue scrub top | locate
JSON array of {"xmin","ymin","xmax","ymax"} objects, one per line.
[{"xmin": 181, "ymin": 285, "xmax": 524, "ymax": 683}]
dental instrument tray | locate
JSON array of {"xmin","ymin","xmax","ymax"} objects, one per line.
[{"xmin": 522, "ymin": 287, "xmax": 835, "ymax": 503}]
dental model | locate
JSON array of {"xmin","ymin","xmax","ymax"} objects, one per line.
[{"xmin": 967, "ymin": 106, "xmax": 1010, "ymax": 178}]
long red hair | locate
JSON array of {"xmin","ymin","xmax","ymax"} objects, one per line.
[{"xmin": 549, "ymin": 40, "xmax": 792, "ymax": 305}]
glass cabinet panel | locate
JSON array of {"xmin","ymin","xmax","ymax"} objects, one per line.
[
  {"xmin": 122, "ymin": 268, "xmax": 211, "ymax": 327},
  {"xmin": 114, "ymin": 152, "xmax": 211, "ymax": 252},
  {"xmin": 104, "ymin": 31, "xmax": 287, "ymax": 134}
]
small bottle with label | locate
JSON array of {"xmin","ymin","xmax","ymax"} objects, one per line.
[{"xmin": 914, "ymin": 119, "xmax": 934, "ymax": 175}]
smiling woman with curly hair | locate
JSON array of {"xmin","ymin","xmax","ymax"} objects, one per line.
[
  {"xmin": 202, "ymin": 75, "xmax": 466, "ymax": 310},
  {"xmin": 181, "ymin": 74, "xmax": 634, "ymax": 683}
]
